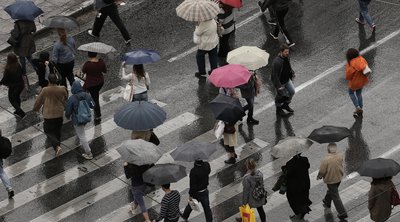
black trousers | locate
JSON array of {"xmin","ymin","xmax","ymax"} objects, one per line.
[
  {"xmin": 273, "ymin": 8, "xmax": 293, "ymax": 43},
  {"xmin": 56, "ymin": 61, "xmax": 75, "ymax": 88},
  {"xmin": 243, "ymin": 97, "xmax": 255, "ymax": 120},
  {"xmin": 8, "ymin": 84, "xmax": 25, "ymax": 117},
  {"xmin": 92, "ymin": 4, "xmax": 130, "ymax": 41},
  {"xmin": 182, "ymin": 189, "xmax": 213, "ymax": 222},
  {"xmin": 218, "ymin": 33, "xmax": 232, "ymax": 57},
  {"xmin": 43, "ymin": 117, "xmax": 63, "ymax": 150},
  {"xmin": 86, "ymin": 82, "xmax": 104, "ymax": 118},
  {"xmin": 256, "ymin": 206, "xmax": 266, "ymax": 222}
]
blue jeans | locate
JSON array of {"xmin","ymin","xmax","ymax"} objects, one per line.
[
  {"xmin": 358, "ymin": 0, "xmax": 374, "ymax": 27},
  {"xmin": 131, "ymin": 184, "xmax": 147, "ymax": 213},
  {"xmin": 196, "ymin": 46, "xmax": 218, "ymax": 75},
  {"xmin": 348, "ymin": 88, "xmax": 363, "ymax": 108},
  {"xmin": 132, "ymin": 91, "xmax": 148, "ymax": 102},
  {"xmin": 0, "ymin": 159, "xmax": 12, "ymax": 190}
]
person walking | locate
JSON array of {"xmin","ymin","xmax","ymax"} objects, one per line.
[
  {"xmin": 271, "ymin": 43, "xmax": 295, "ymax": 117},
  {"xmin": 33, "ymin": 73, "xmax": 68, "ymax": 156},
  {"xmin": 0, "ymin": 130, "xmax": 14, "ymax": 199},
  {"xmin": 81, "ymin": 52, "xmax": 106, "ymax": 121},
  {"xmin": 345, "ymin": 48, "xmax": 369, "ymax": 117},
  {"xmin": 368, "ymin": 177, "xmax": 395, "ymax": 222},
  {"xmin": 193, "ymin": 19, "xmax": 219, "ymax": 77},
  {"xmin": 217, "ymin": 3, "xmax": 235, "ymax": 58},
  {"xmin": 237, "ymin": 159, "xmax": 267, "ymax": 222},
  {"xmin": 258, "ymin": 1, "xmax": 277, "ymax": 25},
  {"xmin": 88, "ymin": 0, "xmax": 131, "ymax": 45},
  {"xmin": 124, "ymin": 162, "xmax": 153, "ymax": 222},
  {"xmin": 285, "ymin": 153, "xmax": 312, "ymax": 220},
  {"xmin": 317, "ymin": 143, "xmax": 348, "ymax": 221},
  {"xmin": 32, "ymin": 52, "xmax": 54, "ymax": 89},
  {"xmin": 8, "ymin": 20, "xmax": 37, "ymax": 83},
  {"xmin": 65, "ymin": 81, "xmax": 95, "ymax": 160},
  {"xmin": 239, "ymin": 73, "xmax": 259, "ymax": 125},
  {"xmin": 0, "ymin": 53, "xmax": 26, "ymax": 119},
  {"xmin": 121, "ymin": 63, "xmax": 150, "ymax": 102},
  {"xmin": 263, "ymin": 0, "xmax": 295, "ymax": 47},
  {"xmin": 152, "ymin": 184, "xmax": 181, "ymax": 222},
  {"xmin": 355, "ymin": 0, "xmax": 376, "ymax": 32},
  {"xmin": 52, "ymin": 28, "xmax": 76, "ymax": 89},
  {"xmin": 181, "ymin": 160, "xmax": 213, "ymax": 222}
]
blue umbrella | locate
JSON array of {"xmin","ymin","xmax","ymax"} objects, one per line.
[
  {"xmin": 4, "ymin": 1, "xmax": 44, "ymax": 21},
  {"xmin": 122, "ymin": 49, "xmax": 161, "ymax": 65},
  {"xmin": 114, "ymin": 101, "xmax": 166, "ymax": 131}
]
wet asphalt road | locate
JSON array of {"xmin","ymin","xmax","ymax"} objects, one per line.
[{"xmin": 0, "ymin": 0, "xmax": 400, "ymax": 221}]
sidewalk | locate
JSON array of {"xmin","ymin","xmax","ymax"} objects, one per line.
[{"xmin": 0, "ymin": 0, "xmax": 94, "ymax": 53}]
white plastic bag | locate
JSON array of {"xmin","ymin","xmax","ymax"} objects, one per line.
[
  {"xmin": 189, "ymin": 199, "xmax": 201, "ymax": 212},
  {"xmin": 363, "ymin": 65, "xmax": 372, "ymax": 76},
  {"xmin": 193, "ymin": 32, "xmax": 200, "ymax": 44},
  {"xmin": 214, "ymin": 121, "xmax": 225, "ymax": 139},
  {"xmin": 123, "ymin": 84, "xmax": 133, "ymax": 101}
]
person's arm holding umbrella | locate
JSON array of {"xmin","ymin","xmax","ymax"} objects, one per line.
[{"xmin": 121, "ymin": 62, "xmax": 132, "ymax": 81}]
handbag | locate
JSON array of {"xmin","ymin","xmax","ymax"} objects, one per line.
[
  {"xmin": 188, "ymin": 199, "xmax": 201, "ymax": 212},
  {"xmin": 224, "ymin": 123, "xmax": 236, "ymax": 134},
  {"xmin": 214, "ymin": 121, "xmax": 225, "ymax": 139},
  {"xmin": 239, "ymin": 204, "xmax": 255, "ymax": 222},
  {"xmin": 123, "ymin": 74, "xmax": 134, "ymax": 101},
  {"xmin": 363, "ymin": 65, "xmax": 372, "ymax": 76},
  {"xmin": 193, "ymin": 31, "xmax": 200, "ymax": 44},
  {"xmin": 149, "ymin": 132, "xmax": 160, "ymax": 146},
  {"xmin": 391, "ymin": 187, "xmax": 400, "ymax": 207}
]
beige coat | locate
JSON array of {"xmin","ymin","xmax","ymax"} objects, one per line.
[
  {"xmin": 368, "ymin": 180, "xmax": 394, "ymax": 222},
  {"xmin": 317, "ymin": 152, "xmax": 344, "ymax": 184},
  {"xmin": 194, "ymin": 19, "xmax": 219, "ymax": 51},
  {"xmin": 33, "ymin": 84, "xmax": 67, "ymax": 119},
  {"xmin": 223, "ymin": 124, "xmax": 237, "ymax": 147}
]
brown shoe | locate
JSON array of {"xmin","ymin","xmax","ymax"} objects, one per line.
[
  {"xmin": 55, "ymin": 146, "xmax": 62, "ymax": 157},
  {"xmin": 356, "ymin": 107, "xmax": 363, "ymax": 114}
]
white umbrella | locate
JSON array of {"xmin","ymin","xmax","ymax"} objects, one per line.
[
  {"xmin": 227, "ymin": 46, "xmax": 269, "ymax": 70},
  {"xmin": 176, "ymin": 0, "xmax": 220, "ymax": 22},
  {"xmin": 271, "ymin": 136, "xmax": 313, "ymax": 158},
  {"xmin": 77, "ymin": 42, "xmax": 117, "ymax": 54}
]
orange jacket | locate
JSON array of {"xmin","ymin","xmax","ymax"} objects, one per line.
[{"xmin": 345, "ymin": 56, "xmax": 369, "ymax": 90}]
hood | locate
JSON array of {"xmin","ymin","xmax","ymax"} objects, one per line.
[{"xmin": 71, "ymin": 81, "xmax": 83, "ymax": 94}]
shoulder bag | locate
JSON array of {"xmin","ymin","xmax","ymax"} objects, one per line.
[{"xmin": 123, "ymin": 73, "xmax": 134, "ymax": 101}]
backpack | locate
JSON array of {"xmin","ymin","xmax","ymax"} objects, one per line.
[
  {"xmin": 0, "ymin": 136, "xmax": 12, "ymax": 159},
  {"xmin": 74, "ymin": 94, "xmax": 92, "ymax": 125},
  {"xmin": 252, "ymin": 179, "xmax": 267, "ymax": 203}
]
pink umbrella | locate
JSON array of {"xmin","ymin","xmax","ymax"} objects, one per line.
[
  {"xmin": 209, "ymin": 64, "xmax": 251, "ymax": 88},
  {"xmin": 219, "ymin": 0, "xmax": 243, "ymax": 8}
]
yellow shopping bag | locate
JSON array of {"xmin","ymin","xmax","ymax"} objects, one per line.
[{"xmin": 239, "ymin": 204, "xmax": 256, "ymax": 222}]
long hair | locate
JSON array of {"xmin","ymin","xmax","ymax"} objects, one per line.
[
  {"xmin": 346, "ymin": 48, "xmax": 359, "ymax": 64},
  {"xmin": 133, "ymin": 64, "xmax": 145, "ymax": 79},
  {"xmin": 4, "ymin": 53, "xmax": 20, "ymax": 74},
  {"xmin": 246, "ymin": 158, "xmax": 257, "ymax": 175},
  {"xmin": 57, "ymin": 28, "xmax": 67, "ymax": 45}
]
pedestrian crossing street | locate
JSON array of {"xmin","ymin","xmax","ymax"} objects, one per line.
[{"xmin": 1, "ymin": 76, "xmax": 400, "ymax": 221}]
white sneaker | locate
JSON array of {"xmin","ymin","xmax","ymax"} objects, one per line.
[
  {"xmin": 87, "ymin": 29, "xmax": 99, "ymax": 38},
  {"xmin": 82, "ymin": 153, "xmax": 93, "ymax": 160}
]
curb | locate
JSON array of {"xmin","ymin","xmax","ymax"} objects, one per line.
[{"xmin": 0, "ymin": 0, "xmax": 94, "ymax": 54}]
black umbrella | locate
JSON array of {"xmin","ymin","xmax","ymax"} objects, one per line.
[
  {"xmin": 43, "ymin": 16, "xmax": 79, "ymax": 29},
  {"xmin": 358, "ymin": 158, "xmax": 400, "ymax": 178},
  {"xmin": 209, "ymin": 94, "xmax": 245, "ymax": 123},
  {"xmin": 171, "ymin": 141, "xmax": 217, "ymax": 162},
  {"xmin": 4, "ymin": 1, "xmax": 43, "ymax": 21},
  {"xmin": 307, "ymin": 125, "xmax": 351, "ymax": 144},
  {"xmin": 113, "ymin": 101, "xmax": 166, "ymax": 131},
  {"xmin": 143, "ymin": 164, "xmax": 186, "ymax": 185}
]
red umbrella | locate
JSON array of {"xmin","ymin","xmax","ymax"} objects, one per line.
[
  {"xmin": 219, "ymin": 0, "xmax": 243, "ymax": 8},
  {"xmin": 209, "ymin": 64, "xmax": 251, "ymax": 88}
]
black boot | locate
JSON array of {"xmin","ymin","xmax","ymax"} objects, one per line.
[
  {"xmin": 247, "ymin": 118, "xmax": 259, "ymax": 125},
  {"xmin": 224, "ymin": 157, "xmax": 236, "ymax": 164},
  {"xmin": 281, "ymin": 103, "xmax": 294, "ymax": 113}
]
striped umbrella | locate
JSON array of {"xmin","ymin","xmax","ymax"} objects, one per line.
[{"xmin": 176, "ymin": 0, "xmax": 220, "ymax": 22}]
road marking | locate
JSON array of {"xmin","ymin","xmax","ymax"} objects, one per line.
[
  {"xmin": 168, "ymin": 11, "xmax": 263, "ymax": 63},
  {"xmin": 0, "ymin": 111, "xmax": 198, "ymax": 216},
  {"xmin": 96, "ymin": 139, "xmax": 269, "ymax": 222},
  {"xmin": 376, "ymin": 0, "xmax": 400, "ymax": 6}
]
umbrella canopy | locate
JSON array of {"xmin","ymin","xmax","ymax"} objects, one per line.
[
  {"xmin": 271, "ymin": 136, "xmax": 313, "ymax": 158},
  {"xmin": 117, "ymin": 139, "xmax": 162, "ymax": 165},
  {"xmin": 143, "ymin": 163, "xmax": 187, "ymax": 185},
  {"xmin": 220, "ymin": 0, "xmax": 243, "ymax": 8},
  {"xmin": 227, "ymin": 46, "xmax": 269, "ymax": 70},
  {"xmin": 43, "ymin": 16, "xmax": 79, "ymax": 29},
  {"xmin": 78, "ymin": 42, "xmax": 117, "ymax": 54},
  {"xmin": 358, "ymin": 158, "xmax": 400, "ymax": 178},
  {"xmin": 122, "ymin": 49, "xmax": 161, "ymax": 65},
  {"xmin": 176, "ymin": 0, "xmax": 220, "ymax": 22},
  {"xmin": 114, "ymin": 101, "xmax": 166, "ymax": 131},
  {"xmin": 209, "ymin": 94, "xmax": 245, "ymax": 123},
  {"xmin": 4, "ymin": 1, "xmax": 44, "ymax": 21},
  {"xmin": 209, "ymin": 64, "xmax": 252, "ymax": 88},
  {"xmin": 308, "ymin": 125, "xmax": 351, "ymax": 143},
  {"xmin": 171, "ymin": 141, "xmax": 217, "ymax": 162}
]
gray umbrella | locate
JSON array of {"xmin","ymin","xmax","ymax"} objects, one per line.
[
  {"xmin": 117, "ymin": 139, "xmax": 162, "ymax": 165},
  {"xmin": 358, "ymin": 158, "xmax": 400, "ymax": 178},
  {"xmin": 43, "ymin": 16, "xmax": 79, "ymax": 29},
  {"xmin": 114, "ymin": 101, "xmax": 167, "ymax": 131},
  {"xmin": 143, "ymin": 164, "xmax": 186, "ymax": 185},
  {"xmin": 78, "ymin": 42, "xmax": 117, "ymax": 54},
  {"xmin": 171, "ymin": 141, "xmax": 217, "ymax": 162},
  {"xmin": 271, "ymin": 136, "xmax": 313, "ymax": 158}
]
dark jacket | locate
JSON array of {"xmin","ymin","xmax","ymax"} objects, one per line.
[
  {"xmin": 266, "ymin": 0, "xmax": 291, "ymax": 11},
  {"xmin": 239, "ymin": 75, "xmax": 256, "ymax": 99},
  {"xmin": 124, "ymin": 163, "xmax": 154, "ymax": 187},
  {"xmin": 271, "ymin": 55, "xmax": 294, "ymax": 89},
  {"xmin": 368, "ymin": 180, "xmax": 394, "ymax": 222},
  {"xmin": 0, "ymin": 65, "xmax": 24, "ymax": 87},
  {"xmin": 64, "ymin": 81, "xmax": 94, "ymax": 125},
  {"xmin": 189, "ymin": 161, "xmax": 211, "ymax": 196},
  {"xmin": 10, "ymin": 20, "xmax": 36, "ymax": 57},
  {"xmin": 286, "ymin": 154, "xmax": 310, "ymax": 193},
  {"xmin": 32, "ymin": 54, "xmax": 55, "ymax": 88}
]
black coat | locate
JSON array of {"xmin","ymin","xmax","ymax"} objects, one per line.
[
  {"xmin": 189, "ymin": 161, "xmax": 211, "ymax": 196},
  {"xmin": 10, "ymin": 20, "xmax": 36, "ymax": 57},
  {"xmin": 124, "ymin": 163, "xmax": 154, "ymax": 187}
]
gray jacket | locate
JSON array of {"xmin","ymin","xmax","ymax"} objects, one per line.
[
  {"xmin": 242, "ymin": 170, "xmax": 266, "ymax": 208},
  {"xmin": 10, "ymin": 20, "xmax": 36, "ymax": 57}
]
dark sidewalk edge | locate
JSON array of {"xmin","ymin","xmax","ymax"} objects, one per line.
[{"xmin": 0, "ymin": 0, "xmax": 94, "ymax": 54}]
